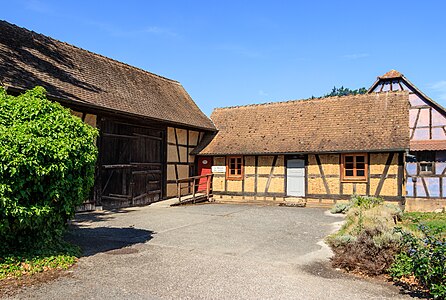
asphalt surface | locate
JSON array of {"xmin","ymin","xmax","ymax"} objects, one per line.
[{"xmin": 6, "ymin": 202, "xmax": 412, "ymax": 299}]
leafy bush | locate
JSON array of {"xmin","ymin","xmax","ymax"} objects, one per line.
[
  {"xmin": 0, "ymin": 87, "xmax": 98, "ymax": 253},
  {"xmin": 390, "ymin": 226, "xmax": 446, "ymax": 298}
]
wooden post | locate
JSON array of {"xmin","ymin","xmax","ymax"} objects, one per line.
[
  {"xmin": 177, "ymin": 181, "xmax": 181, "ymax": 203},
  {"xmin": 206, "ymin": 174, "xmax": 211, "ymax": 200},
  {"xmin": 192, "ymin": 178, "xmax": 196, "ymax": 203}
]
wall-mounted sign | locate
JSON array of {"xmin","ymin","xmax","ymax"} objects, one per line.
[{"xmin": 212, "ymin": 166, "xmax": 226, "ymax": 173}]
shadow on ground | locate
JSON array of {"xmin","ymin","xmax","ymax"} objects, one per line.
[
  {"xmin": 73, "ymin": 209, "xmax": 133, "ymax": 224},
  {"xmin": 65, "ymin": 226, "xmax": 153, "ymax": 257}
]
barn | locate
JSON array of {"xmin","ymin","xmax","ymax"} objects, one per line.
[
  {"xmin": 0, "ymin": 21, "xmax": 216, "ymax": 209},
  {"xmin": 195, "ymin": 92, "xmax": 410, "ymax": 205}
]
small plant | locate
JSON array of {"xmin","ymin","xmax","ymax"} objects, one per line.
[
  {"xmin": 350, "ymin": 195, "xmax": 384, "ymax": 209},
  {"xmin": 0, "ymin": 239, "xmax": 81, "ymax": 279},
  {"xmin": 330, "ymin": 195, "xmax": 384, "ymax": 214},
  {"xmin": 330, "ymin": 202, "xmax": 351, "ymax": 214}
]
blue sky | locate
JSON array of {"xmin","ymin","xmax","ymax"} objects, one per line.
[{"xmin": 2, "ymin": 0, "xmax": 446, "ymax": 115}]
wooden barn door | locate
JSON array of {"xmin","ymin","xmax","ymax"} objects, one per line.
[{"xmin": 99, "ymin": 119, "xmax": 165, "ymax": 208}]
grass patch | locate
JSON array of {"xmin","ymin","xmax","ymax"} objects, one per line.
[
  {"xmin": 0, "ymin": 240, "xmax": 80, "ymax": 280},
  {"xmin": 401, "ymin": 212, "xmax": 446, "ymax": 235}
]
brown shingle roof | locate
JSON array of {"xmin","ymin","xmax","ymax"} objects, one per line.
[
  {"xmin": 410, "ymin": 140, "xmax": 446, "ymax": 151},
  {"xmin": 379, "ymin": 69, "xmax": 403, "ymax": 79},
  {"xmin": 0, "ymin": 21, "xmax": 215, "ymax": 131},
  {"xmin": 197, "ymin": 92, "xmax": 410, "ymax": 155}
]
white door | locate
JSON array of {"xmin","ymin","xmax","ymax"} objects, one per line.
[{"xmin": 287, "ymin": 159, "xmax": 305, "ymax": 197}]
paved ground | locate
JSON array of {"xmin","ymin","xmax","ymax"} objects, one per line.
[{"xmin": 7, "ymin": 202, "xmax": 412, "ymax": 299}]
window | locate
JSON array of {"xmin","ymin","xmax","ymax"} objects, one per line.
[
  {"xmin": 341, "ymin": 154, "xmax": 367, "ymax": 182},
  {"xmin": 420, "ymin": 162, "xmax": 433, "ymax": 173},
  {"xmin": 411, "ymin": 151, "xmax": 435, "ymax": 174},
  {"xmin": 226, "ymin": 156, "xmax": 243, "ymax": 180}
]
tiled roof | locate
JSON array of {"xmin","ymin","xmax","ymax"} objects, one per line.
[
  {"xmin": 379, "ymin": 69, "xmax": 403, "ymax": 79},
  {"xmin": 410, "ymin": 140, "xmax": 446, "ymax": 151},
  {"xmin": 0, "ymin": 21, "xmax": 215, "ymax": 131},
  {"xmin": 197, "ymin": 92, "xmax": 410, "ymax": 155}
]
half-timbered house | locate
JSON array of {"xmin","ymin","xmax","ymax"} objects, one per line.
[
  {"xmin": 0, "ymin": 21, "xmax": 216, "ymax": 209},
  {"xmin": 195, "ymin": 92, "xmax": 410, "ymax": 205},
  {"xmin": 369, "ymin": 70, "xmax": 446, "ymax": 211}
]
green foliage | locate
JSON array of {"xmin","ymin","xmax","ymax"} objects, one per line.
[
  {"xmin": 350, "ymin": 195, "xmax": 384, "ymax": 209},
  {"xmin": 390, "ymin": 226, "xmax": 446, "ymax": 298},
  {"xmin": 0, "ymin": 86, "xmax": 98, "ymax": 252},
  {"xmin": 388, "ymin": 252, "xmax": 413, "ymax": 279},
  {"xmin": 0, "ymin": 240, "xmax": 80, "ymax": 279},
  {"xmin": 324, "ymin": 86, "xmax": 367, "ymax": 97}
]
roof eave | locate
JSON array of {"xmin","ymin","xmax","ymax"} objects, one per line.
[
  {"xmin": 198, "ymin": 148, "xmax": 409, "ymax": 156},
  {"xmin": 4, "ymin": 85, "xmax": 217, "ymax": 132}
]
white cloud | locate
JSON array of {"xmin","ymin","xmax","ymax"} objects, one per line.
[
  {"xmin": 428, "ymin": 80, "xmax": 446, "ymax": 101},
  {"xmin": 24, "ymin": 0, "xmax": 53, "ymax": 14},
  {"xmin": 143, "ymin": 26, "xmax": 177, "ymax": 37},
  {"xmin": 342, "ymin": 53, "xmax": 369, "ymax": 60},
  {"xmin": 216, "ymin": 44, "xmax": 264, "ymax": 59},
  {"xmin": 87, "ymin": 21, "xmax": 178, "ymax": 38},
  {"xmin": 258, "ymin": 90, "xmax": 268, "ymax": 97}
]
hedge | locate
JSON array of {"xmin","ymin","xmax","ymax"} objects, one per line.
[{"xmin": 0, "ymin": 86, "xmax": 98, "ymax": 252}]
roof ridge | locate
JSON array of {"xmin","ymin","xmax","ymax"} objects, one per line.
[
  {"xmin": 213, "ymin": 91, "xmax": 407, "ymax": 111},
  {"xmin": 0, "ymin": 20, "xmax": 181, "ymax": 85}
]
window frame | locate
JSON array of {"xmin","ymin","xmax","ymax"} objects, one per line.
[
  {"xmin": 226, "ymin": 156, "xmax": 243, "ymax": 180},
  {"xmin": 340, "ymin": 153, "xmax": 368, "ymax": 182},
  {"xmin": 419, "ymin": 162, "xmax": 435, "ymax": 175}
]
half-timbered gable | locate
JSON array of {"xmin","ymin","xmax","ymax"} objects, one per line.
[
  {"xmin": 196, "ymin": 92, "xmax": 410, "ymax": 204},
  {"xmin": 369, "ymin": 70, "xmax": 446, "ymax": 210},
  {"xmin": 0, "ymin": 21, "xmax": 216, "ymax": 209}
]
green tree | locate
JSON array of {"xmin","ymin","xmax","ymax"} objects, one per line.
[
  {"xmin": 324, "ymin": 86, "xmax": 367, "ymax": 97},
  {"xmin": 0, "ymin": 86, "xmax": 98, "ymax": 252}
]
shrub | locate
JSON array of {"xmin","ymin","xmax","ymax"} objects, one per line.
[
  {"xmin": 0, "ymin": 86, "xmax": 98, "ymax": 253},
  {"xmin": 330, "ymin": 202, "xmax": 351, "ymax": 214},
  {"xmin": 327, "ymin": 199, "xmax": 404, "ymax": 275},
  {"xmin": 330, "ymin": 226, "xmax": 402, "ymax": 275},
  {"xmin": 350, "ymin": 195, "xmax": 384, "ymax": 209},
  {"xmin": 390, "ymin": 226, "xmax": 446, "ymax": 298},
  {"xmin": 330, "ymin": 195, "xmax": 386, "ymax": 214}
]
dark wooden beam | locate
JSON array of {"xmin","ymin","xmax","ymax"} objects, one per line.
[
  {"xmin": 315, "ymin": 154, "xmax": 331, "ymax": 195},
  {"xmin": 410, "ymin": 109, "xmax": 421, "ymax": 140},
  {"xmin": 254, "ymin": 156, "xmax": 259, "ymax": 196},
  {"xmin": 374, "ymin": 153, "xmax": 394, "ymax": 197},
  {"xmin": 265, "ymin": 155, "xmax": 278, "ymax": 193},
  {"xmin": 397, "ymin": 152, "xmax": 404, "ymax": 197}
]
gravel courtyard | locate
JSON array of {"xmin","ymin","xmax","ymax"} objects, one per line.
[{"xmin": 7, "ymin": 202, "xmax": 411, "ymax": 299}]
